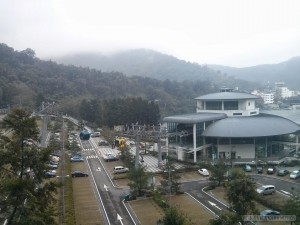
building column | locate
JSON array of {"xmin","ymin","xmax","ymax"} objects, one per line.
[
  {"xmin": 203, "ymin": 122, "xmax": 206, "ymax": 160},
  {"xmin": 254, "ymin": 137, "xmax": 256, "ymax": 158},
  {"xmin": 265, "ymin": 137, "xmax": 268, "ymax": 157},
  {"xmin": 296, "ymin": 135, "xmax": 299, "ymax": 155},
  {"xmin": 193, "ymin": 123, "xmax": 197, "ymax": 163}
]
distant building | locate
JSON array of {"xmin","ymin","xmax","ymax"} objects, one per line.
[
  {"xmin": 275, "ymin": 81, "xmax": 294, "ymax": 99},
  {"xmin": 251, "ymin": 90, "xmax": 274, "ymax": 104},
  {"xmin": 262, "ymin": 92, "xmax": 274, "ymax": 104}
]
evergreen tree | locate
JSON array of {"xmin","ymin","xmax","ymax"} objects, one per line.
[{"xmin": 0, "ymin": 108, "xmax": 57, "ymax": 224}]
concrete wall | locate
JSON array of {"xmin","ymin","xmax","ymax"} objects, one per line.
[{"xmin": 218, "ymin": 144, "xmax": 255, "ymax": 159}]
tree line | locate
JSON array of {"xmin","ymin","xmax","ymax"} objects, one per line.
[{"xmin": 79, "ymin": 97, "xmax": 160, "ymax": 128}]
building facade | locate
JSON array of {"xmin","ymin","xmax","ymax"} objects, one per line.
[{"xmin": 163, "ymin": 88, "xmax": 300, "ymax": 163}]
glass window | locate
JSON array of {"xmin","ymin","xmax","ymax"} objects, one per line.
[
  {"xmin": 224, "ymin": 101, "xmax": 238, "ymax": 110},
  {"xmin": 206, "ymin": 101, "xmax": 222, "ymax": 110}
]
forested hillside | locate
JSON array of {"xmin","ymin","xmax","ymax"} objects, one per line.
[
  {"xmin": 0, "ymin": 43, "xmax": 213, "ymax": 119},
  {"xmin": 0, "ymin": 43, "xmax": 259, "ymax": 126},
  {"xmin": 54, "ymin": 49, "xmax": 259, "ymax": 90}
]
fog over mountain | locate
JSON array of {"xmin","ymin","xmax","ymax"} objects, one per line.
[
  {"xmin": 55, "ymin": 49, "xmax": 299, "ymax": 90},
  {"xmin": 208, "ymin": 56, "xmax": 300, "ymax": 90}
]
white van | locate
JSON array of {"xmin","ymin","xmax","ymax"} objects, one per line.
[
  {"xmin": 113, "ymin": 166, "xmax": 129, "ymax": 174},
  {"xmin": 256, "ymin": 185, "xmax": 276, "ymax": 195}
]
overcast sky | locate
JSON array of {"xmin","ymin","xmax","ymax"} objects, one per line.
[{"xmin": 1, "ymin": 0, "xmax": 300, "ymax": 67}]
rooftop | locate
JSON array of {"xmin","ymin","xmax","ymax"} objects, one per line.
[
  {"xmin": 202, "ymin": 113, "xmax": 300, "ymax": 137},
  {"xmin": 195, "ymin": 91, "xmax": 258, "ymax": 100},
  {"xmin": 163, "ymin": 112, "xmax": 227, "ymax": 124}
]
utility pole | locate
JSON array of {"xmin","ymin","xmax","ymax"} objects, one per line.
[{"xmin": 121, "ymin": 124, "xmax": 166, "ymax": 169}]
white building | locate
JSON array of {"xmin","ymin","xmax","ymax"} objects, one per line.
[
  {"xmin": 262, "ymin": 92, "xmax": 274, "ymax": 104},
  {"xmin": 163, "ymin": 88, "xmax": 300, "ymax": 163},
  {"xmin": 275, "ymin": 82, "xmax": 294, "ymax": 99}
]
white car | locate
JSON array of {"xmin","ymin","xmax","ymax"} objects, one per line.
[
  {"xmin": 198, "ymin": 168, "xmax": 209, "ymax": 176},
  {"xmin": 290, "ymin": 170, "xmax": 300, "ymax": 179}
]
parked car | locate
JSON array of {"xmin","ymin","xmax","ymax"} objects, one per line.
[
  {"xmin": 70, "ymin": 156, "xmax": 84, "ymax": 162},
  {"xmin": 277, "ymin": 169, "xmax": 289, "ymax": 176},
  {"xmin": 267, "ymin": 166, "xmax": 276, "ymax": 174},
  {"xmin": 45, "ymin": 170, "xmax": 57, "ymax": 178},
  {"xmin": 113, "ymin": 166, "xmax": 129, "ymax": 174},
  {"xmin": 47, "ymin": 163, "xmax": 58, "ymax": 169},
  {"xmin": 257, "ymin": 166, "xmax": 263, "ymax": 174},
  {"xmin": 260, "ymin": 209, "xmax": 280, "ymax": 216},
  {"xmin": 198, "ymin": 168, "xmax": 209, "ymax": 176},
  {"xmin": 71, "ymin": 171, "xmax": 89, "ymax": 177},
  {"xmin": 103, "ymin": 153, "xmax": 119, "ymax": 162},
  {"xmin": 256, "ymin": 185, "xmax": 276, "ymax": 195},
  {"xmin": 290, "ymin": 170, "xmax": 300, "ymax": 179},
  {"xmin": 244, "ymin": 164, "xmax": 252, "ymax": 172}
]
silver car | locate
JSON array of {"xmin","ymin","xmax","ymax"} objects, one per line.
[{"xmin": 290, "ymin": 170, "xmax": 300, "ymax": 179}]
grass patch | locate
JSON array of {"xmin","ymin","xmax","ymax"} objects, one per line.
[
  {"xmin": 208, "ymin": 185, "xmax": 289, "ymax": 213},
  {"xmin": 130, "ymin": 199, "xmax": 164, "ymax": 225},
  {"xmin": 169, "ymin": 194, "xmax": 215, "ymax": 225},
  {"xmin": 63, "ymin": 155, "xmax": 76, "ymax": 225},
  {"xmin": 129, "ymin": 194, "xmax": 215, "ymax": 225},
  {"xmin": 71, "ymin": 161, "xmax": 104, "ymax": 225}
]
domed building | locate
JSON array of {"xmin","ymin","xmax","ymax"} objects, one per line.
[{"xmin": 163, "ymin": 88, "xmax": 300, "ymax": 163}]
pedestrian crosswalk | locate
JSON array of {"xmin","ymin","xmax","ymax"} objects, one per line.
[
  {"xmin": 84, "ymin": 139, "xmax": 185, "ymax": 173},
  {"xmin": 139, "ymin": 155, "xmax": 184, "ymax": 173},
  {"xmin": 86, "ymin": 155, "xmax": 98, "ymax": 159},
  {"xmin": 96, "ymin": 147, "xmax": 120, "ymax": 157}
]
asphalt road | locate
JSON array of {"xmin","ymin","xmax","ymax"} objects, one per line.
[
  {"xmin": 182, "ymin": 180, "xmax": 229, "ymax": 217},
  {"xmin": 80, "ymin": 140, "xmax": 136, "ymax": 225}
]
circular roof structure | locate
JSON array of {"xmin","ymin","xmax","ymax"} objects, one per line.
[
  {"xmin": 163, "ymin": 113, "xmax": 227, "ymax": 124},
  {"xmin": 202, "ymin": 113, "xmax": 300, "ymax": 137},
  {"xmin": 195, "ymin": 91, "xmax": 258, "ymax": 100}
]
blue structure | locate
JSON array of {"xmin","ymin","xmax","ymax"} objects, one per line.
[{"xmin": 79, "ymin": 130, "xmax": 90, "ymax": 140}]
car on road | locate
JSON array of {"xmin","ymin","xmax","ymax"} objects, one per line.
[
  {"xmin": 91, "ymin": 132, "xmax": 101, "ymax": 137},
  {"xmin": 45, "ymin": 170, "xmax": 57, "ymax": 178},
  {"xmin": 244, "ymin": 164, "xmax": 252, "ymax": 172},
  {"xmin": 113, "ymin": 166, "xmax": 129, "ymax": 174},
  {"xmin": 70, "ymin": 156, "xmax": 84, "ymax": 162},
  {"xmin": 257, "ymin": 166, "xmax": 263, "ymax": 174},
  {"xmin": 71, "ymin": 171, "xmax": 89, "ymax": 177},
  {"xmin": 98, "ymin": 140, "xmax": 109, "ymax": 146},
  {"xmin": 256, "ymin": 185, "xmax": 276, "ymax": 195},
  {"xmin": 267, "ymin": 166, "xmax": 276, "ymax": 174},
  {"xmin": 198, "ymin": 168, "xmax": 209, "ymax": 176},
  {"xmin": 103, "ymin": 153, "xmax": 119, "ymax": 162},
  {"xmin": 260, "ymin": 209, "xmax": 280, "ymax": 216},
  {"xmin": 277, "ymin": 169, "xmax": 289, "ymax": 176},
  {"xmin": 290, "ymin": 170, "xmax": 300, "ymax": 179}
]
